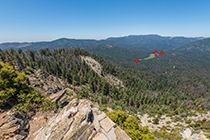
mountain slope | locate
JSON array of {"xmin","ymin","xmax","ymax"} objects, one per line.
[
  {"xmin": 171, "ymin": 38, "xmax": 210, "ymax": 57},
  {"xmin": 86, "ymin": 38, "xmax": 210, "ymax": 97},
  {"xmin": 0, "ymin": 47, "xmax": 209, "ymax": 139},
  {"xmin": 0, "ymin": 47, "xmax": 208, "ymax": 113}
]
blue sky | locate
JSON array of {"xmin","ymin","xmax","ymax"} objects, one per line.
[{"xmin": 0, "ymin": 0, "xmax": 210, "ymax": 42}]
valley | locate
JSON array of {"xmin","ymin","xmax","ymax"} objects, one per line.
[
  {"xmin": 0, "ymin": 35, "xmax": 210, "ymax": 140},
  {"xmin": 1, "ymin": 0, "xmax": 209, "ymax": 139}
]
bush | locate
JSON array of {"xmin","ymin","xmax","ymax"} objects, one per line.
[
  {"xmin": 107, "ymin": 110, "xmax": 155, "ymax": 140},
  {"xmin": 125, "ymin": 129, "xmax": 143, "ymax": 140},
  {"xmin": 24, "ymin": 67, "xmax": 34, "ymax": 74},
  {"xmin": 0, "ymin": 62, "xmax": 28, "ymax": 106},
  {"xmin": 0, "ymin": 62, "xmax": 54, "ymax": 114},
  {"xmin": 185, "ymin": 119, "xmax": 192, "ymax": 124},
  {"xmin": 189, "ymin": 120, "xmax": 210, "ymax": 131},
  {"xmin": 99, "ymin": 104, "xmax": 108, "ymax": 112},
  {"xmin": 154, "ymin": 129, "xmax": 182, "ymax": 140},
  {"xmin": 153, "ymin": 117, "xmax": 159, "ymax": 124},
  {"xmin": 107, "ymin": 110, "xmax": 128, "ymax": 126},
  {"xmin": 123, "ymin": 116, "xmax": 139, "ymax": 130}
]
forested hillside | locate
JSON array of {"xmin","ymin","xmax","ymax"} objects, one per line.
[
  {"xmin": 1, "ymin": 36, "xmax": 209, "ymax": 100},
  {"xmin": 87, "ymin": 38, "xmax": 210, "ymax": 98},
  {"xmin": 0, "ymin": 47, "xmax": 209, "ymax": 117}
]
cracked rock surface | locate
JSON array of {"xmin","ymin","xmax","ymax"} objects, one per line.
[
  {"xmin": 0, "ymin": 110, "xmax": 29, "ymax": 140},
  {"xmin": 32, "ymin": 99, "xmax": 131, "ymax": 140},
  {"xmin": 0, "ymin": 69, "xmax": 131, "ymax": 140}
]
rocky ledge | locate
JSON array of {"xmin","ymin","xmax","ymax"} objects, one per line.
[
  {"xmin": 0, "ymin": 98, "xmax": 131, "ymax": 140},
  {"xmin": 0, "ymin": 110, "xmax": 29, "ymax": 140},
  {"xmin": 31, "ymin": 98, "xmax": 131, "ymax": 140},
  {"xmin": 0, "ymin": 69, "xmax": 131, "ymax": 140}
]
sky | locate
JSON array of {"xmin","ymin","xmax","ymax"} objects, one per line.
[{"xmin": 0, "ymin": 0, "xmax": 210, "ymax": 42}]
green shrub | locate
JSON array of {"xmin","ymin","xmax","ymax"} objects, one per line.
[
  {"xmin": 189, "ymin": 120, "xmax": 210, "ymax": 131},
  {"xmin": 153, "ymin": 117, "xmax": 159, "ymax": 124},
  {"xmin": 0, "ymin": 62, "xmax": 28, "ymax": 106},
  {"xmin": 154, "ymin": 129, "xmax": 182, "ymax": 140},
  {"xmin": 185, "ymin": 119, "xmax": 192, "ymax": 124},
  {"xmin": 107, "ymin": 110, "xmax": 155, "ymax": 140},
  {"xmin": 173, "ymin": 116, "xmax": 181, "ymax": 122},
  {"xmin": 99, "ymin": 104, "xmax": 108, "ymax": 112},
  {"xmin": 24, "ymin": 67, "xmax": 34, "ymax": 74},
  {"xmin": 125, "ymin": 129, "xmax": 143, "ymax": 140},
  {"xmin": 123, "ymin": 116, "xmax": 139, "ymax": 130},
  {"xmin": 107, "ymin": 110, "xmax": 128, "ymax": 126},
  {"xmin": 0, "ymin": 62, "xmax": 54, "ymax": 114}
]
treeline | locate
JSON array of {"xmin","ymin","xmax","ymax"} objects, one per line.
[{"xmin": 0, "ymin": 47, "xmax": 208, "ymax": 116}]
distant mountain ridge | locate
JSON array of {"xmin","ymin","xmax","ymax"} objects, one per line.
[
  {"xmin": 0, "ymin": 42, "xmax": 32, "ymax": 50},
  {"xmin": 0, "ymin": 34, "xmax": 203, "ymax": 50},
  {"xmin": 172, "ymin": 38, "xmax": 210, "ymax": 54},
  {"xmin": 105, "ymin": 35, "xmax": 203, "ymax": 48}
]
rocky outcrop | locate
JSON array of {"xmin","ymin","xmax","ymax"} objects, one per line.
[
  {"xmin": 181, "ymin": 128, "xmax": 208, "ymax": 140},
  {"xmin": 32, "ymin": 99, "xmax": 131, "ymax": 140},
  {"xmin": 49, "ymin": 88, "xmax": 75, "ymax": 101},
  {"xmin": 81, "ymin": 56, "xmax": 102, "ymax": 75},
  {"xmin": 0, "ymin": 91, "xmax": 130, "ymax": 140},
  {"xmin": 49, "ymin": 88, "xmax": 76, "ymax": 108},
  {"xmin": 81, "ymin": 56, "xmax": 124, "ymax": 87},
  {"xmin": 0, "ymin": 110, "xmax": 29, "ymax": 140},
  {"xmin": 0, "ymin": 69, "xmax": 130, "ymax": 140},
  {"xmin": 27, "ymin": 69, "xmax": 64, "ymax": 95}
]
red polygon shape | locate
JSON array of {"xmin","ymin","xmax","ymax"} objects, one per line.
[
  {"xmin": 153, "ymin": 50, "xmax": 158, "ymax": 55},
  {"xmin": 134, "ymin": 58, "xmax": 139, "ymax": 63},
  {"xmin": 159, "ymin": 50, "xmax": 165, "ymax": 55}
]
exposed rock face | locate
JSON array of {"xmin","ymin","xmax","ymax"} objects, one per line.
[
  {"xmin": 0, "ymin": 110, "xmax": 29, "ymax": 140},
  {"xmin": 0, "ymin": 69, "xmax": 130, "ymax": 140},
  {"xmin": 0, "ymin": 96, "xmax": 130, "ymax": 140},
  {"xmin": 81, "ymin": 56, "xmax": 102, "ymax": 75},
  {"xmin": 181, "ymin": 128, "xmax": 208, "ymax": 140},
  {"xmin": 26, "ymin": 111, "xmax": 56, "ymax": 140},
  {"xmin": 27, "ymin": 69, "xmax": 64, "ymax": 95},
  {"xmin": 32, "ymin": 99, "xmax": 131, "ymax": 140},
  {"xmin": 81, "ymin": 56, "xmax": 124, "ymax": 87},
  {"xmin": 49, "ymin": 88, "xmax": 76, "ymax": 108}
]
